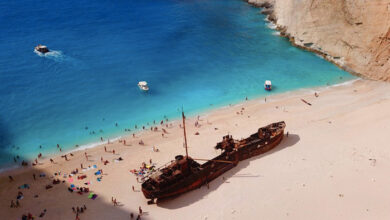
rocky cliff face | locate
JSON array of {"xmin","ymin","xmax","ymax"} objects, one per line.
[{"xmin": 249, "ymin": 0, "xmax": 390, "ymax": 80}]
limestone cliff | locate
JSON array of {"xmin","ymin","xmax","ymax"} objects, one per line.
[{"xmin": 248, "ymin": 0, "xmax": 390, "ymax": 80}]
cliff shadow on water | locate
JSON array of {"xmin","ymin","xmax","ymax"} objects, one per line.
[{"xmin": 157, "ymin": 134, "xmax": 300, "ymax": 209}]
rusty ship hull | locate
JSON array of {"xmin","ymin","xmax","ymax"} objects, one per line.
[
  {"xmin": 141, "ymin": 121, "xmax": 285, "ymax": 201},
  {"xmin": 142, "ymin": 151, "xmax": 238, "ymax": 200}
]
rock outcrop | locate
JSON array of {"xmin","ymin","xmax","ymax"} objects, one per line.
[{"xmin": 248, "ymin": 0, "xmax": 390, "ymax": 81}]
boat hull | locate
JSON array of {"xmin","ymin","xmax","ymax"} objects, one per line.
[{"xmin": 141, "ymin": 122, "xmax": 285, "ymax": 201}]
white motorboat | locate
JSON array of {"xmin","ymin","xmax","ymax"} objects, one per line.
[
  {"xmin": 34, "ymin": 44, "xmax": 50, "ymax": 54},
  {"xmin": 138, "ymin": 81, "xmax": 149, "ymax": 91},
  {"xmin": 264, "ymin": 80, "xmax": 272, "ymax": 91}
]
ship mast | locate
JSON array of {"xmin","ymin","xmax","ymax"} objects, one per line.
[{"xmin": 182, "ymin": 110, "xmax": 189, "ymax": 158}]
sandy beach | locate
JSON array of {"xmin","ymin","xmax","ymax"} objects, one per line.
[{"xmin": 2, "ymin": 79, "xmax": 390, "ymax": 220}]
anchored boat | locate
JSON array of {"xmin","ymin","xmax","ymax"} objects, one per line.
[
  {"xmin": 264, "ymin": 80, "xmax": 272, "ymax": 91},
  {"xmin": 141, "ymin": 111, "xmax": 285, "ymax": 203},
  {"xmin": 138, "ymin": 81, "xmax": 149, "ymax": 91}
]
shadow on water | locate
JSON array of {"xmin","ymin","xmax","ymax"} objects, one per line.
[
  {"xmin": 0, "ymin": 117, "xmax": 15, "ymax": 165},
  {"xmin": 157, "ymin": 134, "xmax": 300, "ymax": 209}
]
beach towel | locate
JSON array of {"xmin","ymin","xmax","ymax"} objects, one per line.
[
  {"xmin": 97, "ymin": 177, "xmax": 102, "ymax": 182},
  {"xmin": 68, "ymin": 178, "xmax": 74, "ymax": 183},
  {"xmin": 19, "ymin": 184, "xmax": 30, "ymax": 189},
  {"xmin": 93, "ymin": 165, "xmax": 97, "ymax": 168},
  {"xmin": 92, "ymin": 194, "xmax": 98, "ymax": 200},
  {"xmin": 88, "ymin": 193, "xmax": 94, "ymax": 199},
  {"xmin": 94, "ymin": 171, "xmax": 101, "ymax": 175},
  {"xmin": 70, "ymin": 184, "xmax": 75, "ymax": 188}
]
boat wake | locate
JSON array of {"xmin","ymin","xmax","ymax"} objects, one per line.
[{"xmin": 34, "ymin": 49, "xmax": 65, "ymax": 62}]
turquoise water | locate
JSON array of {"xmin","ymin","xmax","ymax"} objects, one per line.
[{"xmin": 0, "ymin": 0, "xmax": 355, "ymax": 168}]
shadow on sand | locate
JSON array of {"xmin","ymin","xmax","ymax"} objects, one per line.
[{"xmin": 157, "ymin": 134, "xmax": 300, "ymax": 209}]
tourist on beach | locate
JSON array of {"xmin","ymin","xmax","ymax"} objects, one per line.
[
  {"xmin": 113, "ymin": 149, "xmax": 115, "ymax": 154},
  {"xmin": 8, "ymin": 175, "xmax": 14, "ymax": 182},
  {"xmin": 39, "ymin": 209, "xmax": 46, "ymax": 217},
  {"xmin": 10, "ymin": 200, "xmax": 15, "ymax": 208},
  {"xmin": 33, "ymin": 174, "xmax": 36, "ymax": 180},
  {"xmin": 130, "ymin": 213, "xmax": 134, "ymax": 219},
  {"xmin": 136, "ymin": 215, "xmax": 141, "ymax": 220},
  {"xmin": 139, "ymin": 206, "xmax": 142, "ymax": 215},
  {"xmin": 104, "ymin": 146, "xmax": 107, "ymax": 152},
  {"xmin": 16, "ymin": 200, "xmax": 20, "ymax": 208},
  {"xmin": 123, "ymin": 140, "xmax": 126, "ymax": 145},
  {"xmin": 81, "ymin": 163, "xmax": 83, "ymax": 169},
  {"xmin": 50, "ymin": 158, "xmax": 54, "ymax": 163},
  {"xmin": 84, "ymin": 152, "xmax": 88, "ymax": 160},
  {"xmin": 101, "ymin": 156, "xmax": 103, "ymax": 162},
  {"xmin": 132, "ymin": 185, "xmax": 135, "ymax": 191}
]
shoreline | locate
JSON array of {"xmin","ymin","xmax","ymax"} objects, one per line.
[
  {"xmin": 0, "ymin": 77, "xmax": 359, "ymax": 175},
  {"xmin": 2, "ymin": 78, "xmax": 390, "ymax": 219},
  {"xmin": 247, "ymin": 0, "xmax": 367, "ymax": 80},
  {"xmin": 0, "ymin": 77, "xmax": 364, "ymax": 176}
]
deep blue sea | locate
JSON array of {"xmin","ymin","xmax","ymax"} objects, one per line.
[{"xmin": 0, "ymin": 0, "xmax": 355, "ymax": 168}]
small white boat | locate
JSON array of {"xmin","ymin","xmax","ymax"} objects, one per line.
[
  {"xmin": 34, "ymin": 44, "xmax": 50, "ymax": 54},
  {"xmin": 264, "ymin": 80, "xmax": 272, "ymax": 91},
  {"xmin": 138, "ymin": 81, "xmax": 149, "ymax": 91}
]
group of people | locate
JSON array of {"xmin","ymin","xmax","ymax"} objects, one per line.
[{"xmin": 72, "ymin": 205, "xmax": 87, "ymax": 220}]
